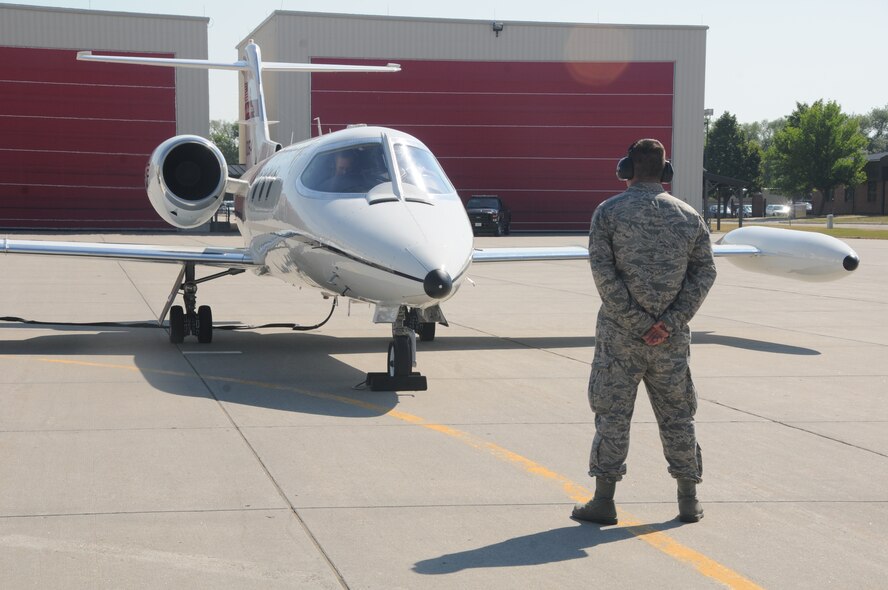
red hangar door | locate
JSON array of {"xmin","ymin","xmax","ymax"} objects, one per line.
[
  {"xmin": 0, "ymin": 46, "xmax": 176, "ymax": 229},
  {"xmin": 311, "ymin": 58, "xmax": 674, "ymax": 231}
]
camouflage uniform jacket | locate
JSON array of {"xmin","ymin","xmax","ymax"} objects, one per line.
[{"xmin": 588, "ymin": 183, "xmax": 716, "ymax": 342}]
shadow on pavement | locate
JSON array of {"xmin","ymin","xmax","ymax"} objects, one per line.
[{"xmin": 413, "ymin": 519, "xmax": 686, "ymax": 573}]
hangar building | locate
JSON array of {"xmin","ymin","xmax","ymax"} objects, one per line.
[
  {"xmin": 240, "ymin": 12, "xmax": 707, "ymax": 230},
  {"xmin": 0, "ymin": 4, "xmax": 209, "ymax": 229}
]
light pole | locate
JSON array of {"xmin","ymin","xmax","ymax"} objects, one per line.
[
  {"xmin": 703, "ymin": 108, "xmax": 713, "ymax": 168},
  {"xmin": 737, "ymin": 188, "xmax": 748, "ymax": 227},
  {"xmin": 703, "ymin": 108, "xmax": 714, "ymax": 228}
]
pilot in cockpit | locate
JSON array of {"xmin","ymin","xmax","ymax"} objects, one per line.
[{"xmin": 320, "ymin": 150, "xmax": 360, "ymax": 192}]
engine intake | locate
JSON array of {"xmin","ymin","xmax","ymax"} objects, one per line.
[{"xmin": 146, "ymin": 135, "xmax": 228, "ymax": 228}]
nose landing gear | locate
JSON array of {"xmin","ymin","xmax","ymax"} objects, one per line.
[{"xmin": 366, "ymin": 306, "xmax": 428, "ymax": 391}]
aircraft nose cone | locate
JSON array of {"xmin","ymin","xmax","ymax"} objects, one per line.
[
  {"xmin": 843, "ymin": 254, "xmax": 860, "ymax": 271},
  {"xmin": 423, "ymin": 269, "xmax": 453, "ymax": 299}
]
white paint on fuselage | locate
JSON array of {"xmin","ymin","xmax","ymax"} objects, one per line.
[{"xmin": 234, "ymin": 126, "xmax": 474, "ymax": 308}]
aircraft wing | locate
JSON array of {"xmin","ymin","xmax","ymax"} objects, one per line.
[
  {"xmin": 712, "ymin": 244, "xmax": 760, "ymax": 256},
  {"xmin": 1, "ymin": 238, "xmax": 255, "ymax": 267},
  {"xmin": 470, "ymin": 226, "xmax": 859, "ymax": 282},
  {"xmin": 471, "ymin": 246, "xmax": 590, "ymax": 263},
  {"xmin": 470, "ymin": 244, "xmax": 760, "ymax": 262}
]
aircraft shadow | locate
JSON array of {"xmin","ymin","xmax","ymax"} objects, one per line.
[
  {"xmin": 413, "ymin": 519, "xmax": 685, "ymax": 574},
  {"xmin": 0, "ymin": 322, "xmax": 820, "ymax": 356},
  {"xmin": 0, "ymin": 325, "xmax": 398, "ymax": 418},
  {"xmin": 692, "ymin": 331, "xmax": 820, "ymax": 355},
  {"xmin": 0, "ymin": 323, "xmax": 819, "ymax": 418}
]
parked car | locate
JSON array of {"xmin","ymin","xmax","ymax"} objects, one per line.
[
  {"xmin": 707, "ymin": 204, "xmax": 732, "ymax": 218},
  {"xmin": 766, "ymin": 204, "xmax": 791, "ymax": 216},
  {"xmin": 738, "ymin": 204, "xmax": 752, "ymax": 218},
  {"xmin": 465, "ymin": 196, "xmax": 511, "ymax": 236},
  {"xmin": 210, "ymin": 199, "xmax": 236, "ymax": 231},
  {"xmin": 218, "ymin": 198, "xmax": 234, "ymax": 217}
]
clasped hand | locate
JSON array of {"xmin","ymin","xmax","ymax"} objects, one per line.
[{"xmin": 643, "ymin": 321, "xmax": 670, "ymax": 346}]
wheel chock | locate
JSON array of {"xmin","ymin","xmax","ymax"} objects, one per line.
[{"xmin": 365, "ymin": 372, "xmax": 428, "ymax": 391}]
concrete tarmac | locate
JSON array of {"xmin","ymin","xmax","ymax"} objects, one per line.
[{"xmin": 1, "ymin": 232, "xmax": 886, "ymax": 589}]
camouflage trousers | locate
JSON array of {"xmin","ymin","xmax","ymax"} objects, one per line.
[{"xmin": 587, "ymin": 334, "xmax": 703, "ymax": 483}]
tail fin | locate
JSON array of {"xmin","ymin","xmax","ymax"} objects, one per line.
[
  {"xmin": 239, "ymin": 42, "xmax": 278, "ymax": 167},
  {"xmin": 77, "ymin": 42, "xmax": 400, "ymax": 167}
]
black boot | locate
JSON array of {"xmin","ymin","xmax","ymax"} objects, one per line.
[
  {"xmin": 677, "ymin": 479, "xmax": 704, "ymax": 523},
  {"xmin": 572, "ymin": 478, "xmax": 618, "ymax": 525}
]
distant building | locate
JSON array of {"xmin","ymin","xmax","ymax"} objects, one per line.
[
  {"xmin": 0, "ymin": 4, "xmax": 208, "ymax": 229},
  {"xmin": 810, "ymin": 152, "xmax": 888, "ymax": 216},
  {"xmin": 240, "ymin": 12, "xmax": 707, "ymax": 230}
]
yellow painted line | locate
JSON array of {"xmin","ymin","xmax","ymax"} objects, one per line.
[{"xmin": 27, "ymin": 357, "xmax": 762, "ymax": 589}]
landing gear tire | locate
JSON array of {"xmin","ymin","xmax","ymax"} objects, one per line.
[
  {"xmin": 418, "ymin": 322, "xmax": 436, "ymax": 342},
  {"xmin": 169, "ymin": 305, "xmax": 185, "ymax": 344},
  {"xmin": 387, "ymin": 336, "xmax": 412, "ymax": 377},
  {"xmin": 197, "ymin": 305, "xmax": 213, "ymax": 344}
]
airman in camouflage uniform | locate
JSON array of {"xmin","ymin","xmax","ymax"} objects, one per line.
[{"xmin": 572, "ymin": 139, "xmax": 716, "ymax": 525}]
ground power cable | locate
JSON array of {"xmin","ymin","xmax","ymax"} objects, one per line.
[{"xmin": 0, "ymin": 300, "xmax": 337, "ymax": 332}]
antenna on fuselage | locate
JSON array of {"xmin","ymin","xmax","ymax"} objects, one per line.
[{"xmin": 314, "ymin": 117, "xmax": 323, "ymax": 136}]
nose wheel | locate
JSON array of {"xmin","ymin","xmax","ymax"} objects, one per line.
[
  {"xmin": 387, "ymin": 335, "xmax": 413, "ymax": 377},
  {"xmin": 367, "ymin": 307, "xmax": 427, "ymax": 391}
]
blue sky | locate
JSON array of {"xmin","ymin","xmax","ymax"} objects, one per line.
[{"xmin": 9, "ymin": 0, "xmax": 886, "ymax": 124}]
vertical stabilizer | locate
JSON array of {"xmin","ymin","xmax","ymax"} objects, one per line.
[{"xmin": 239, "ymin": 42, "xmax": 280, "ymax": 167}]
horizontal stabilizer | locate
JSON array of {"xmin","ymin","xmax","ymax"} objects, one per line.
[
  {"xmin": 77, "ymin": 52, "xmax": 400, "ymax": 73},
  {"xmin": 262, "ymin": 61, "xmax": 400, "ymax": 73},
  {"xmin": 77, "ymin": 52, "xmax": 249, "ymax": 71},
  {"xmin": 79, "ymin": 42, "xmax": 400, "ymax": 168}
]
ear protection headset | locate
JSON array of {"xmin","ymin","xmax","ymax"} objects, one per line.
[{"xmin": 616, "ymin": 143, "xmax": 674, "ymax": 183}]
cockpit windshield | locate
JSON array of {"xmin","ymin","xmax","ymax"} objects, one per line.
[
  {"xmin": 301, "ymin": 139, "xmax": 454, "ymax": 197},
  {"xmin": 392, "ymin": 144, "xmax": 454, "ymax": 195},
  {"xmin": 301, "ymin": 143, "xmax": 390, "ymax": 194}
]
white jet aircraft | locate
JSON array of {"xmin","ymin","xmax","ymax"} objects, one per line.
[{"xmin": 1, "ymin": 42, "xmax": 860, "ymax": 390}]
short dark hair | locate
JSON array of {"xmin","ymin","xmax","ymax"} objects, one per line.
[{"xmin": 629, "ymin": 139, "xmax": 666, "ymax": 180}]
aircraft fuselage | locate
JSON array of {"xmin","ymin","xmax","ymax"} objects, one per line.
[{"xmin": 234, "ymin": 125, "xmax": 474, "ymax": 309}]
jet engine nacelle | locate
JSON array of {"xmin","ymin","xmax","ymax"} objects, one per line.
[{"xmin": 146, "ymin": 135, "xmax": 228, "ymax": 229}]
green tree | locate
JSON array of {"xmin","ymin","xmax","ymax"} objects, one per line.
[
  {"xmin": 742, "ymin": 118, "xmax": 785, "ymax": 153},
  {"xmin": 859, "ymin": 105, "xmax": 888, "ymax": 154},
  {"xmin": 209, "ymin": 119, "xmax": 239, "ymax": 164},
  {"xmin": 767, "ymin": 100, "xmax": 867, "ymax": 214},
  {"xmin": 705, "ymin": 112, "xmax": 763, "ymax": 192},
  {"xmin": 742, "ymin": 118, "xmax": 785, "ymax": 186}
]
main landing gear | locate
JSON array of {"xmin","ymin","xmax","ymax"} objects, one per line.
[
  {"xmin": 366, "ymin": 306, "xmax": 433, "ymax": 391},
  {"xmin": 163, "ymin": 262, "xmax": 243, "ymax": 344}
]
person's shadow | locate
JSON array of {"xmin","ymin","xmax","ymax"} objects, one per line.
[{"xmin": 413, "ymin": 519, "xmax": 685, "ymax": 574}]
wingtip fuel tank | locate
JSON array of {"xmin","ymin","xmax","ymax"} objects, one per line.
[{"xmin": 716, "ymin": 226, "xmax": 859, "ymax": 282}]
